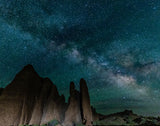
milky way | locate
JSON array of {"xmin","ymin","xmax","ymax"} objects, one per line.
[{"xmin": 1, "ymin": 0, "xmax": 160, "ymax": 116}]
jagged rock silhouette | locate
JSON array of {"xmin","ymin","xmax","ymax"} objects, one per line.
[
  {"xmin": 1, "ymin": 65, "xmax": 159, "ymax": 126},
  {"xmin": 0, "ymin": 65, "xmax": 99, "ymax": 126}
]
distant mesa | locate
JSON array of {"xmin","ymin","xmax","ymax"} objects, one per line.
[{"xmin": 0, "ymin": 64, "xmax": 160, "ymax": 126}]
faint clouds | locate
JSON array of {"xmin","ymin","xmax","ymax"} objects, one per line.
[
  {"xmin": 66, "ymin": 48, "xmax": 83, "ymax": 64},
  {"xmin": 110, "ymin": 73, "xmax": 149, "ymax": 97}
]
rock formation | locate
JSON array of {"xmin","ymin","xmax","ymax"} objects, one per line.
[
  {"xmin": 63, "ymin": 82, "xmax": 82, "ymax": 126},
  {"xmin": 80, "ymin": 79, "xmax": 93, "ymax": 126},
  {"xmin": 0, "ymin": 65, "xmax": 67, "ymax": 126},
  {"xmin": 0, "ymin": 64, "xmax": 100, "ymax": 126},
  {"xmin": 1, "ymin": 65, "xmax": 160, "ymax": 126}
]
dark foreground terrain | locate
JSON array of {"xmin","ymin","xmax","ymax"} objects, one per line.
[
  {"xmin": 0, "ymin": 65, "xmax": 160, "ymax": 126},
  {"xmin": 20, "ymin": 110, "xmax": 160, "ymax": 126}
]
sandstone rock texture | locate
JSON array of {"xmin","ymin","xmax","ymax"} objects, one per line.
[
  {"xmin": 0, "ymin": 65, "xmax": 100, "ymax": 126},
  {"xmin": 80, "ymin": 79, "xmax": 93, "ymax": 126},
  {"xmin": 63, "ymin": 82, "xmax": 82, "ymax": 126}
]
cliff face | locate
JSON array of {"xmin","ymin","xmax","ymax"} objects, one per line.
[
  {"xmin": 0, "ymin": 65, "xmax": 67, "ymax": 126},
  {"xmin": 0, "ymin": 65, "xmax": 100, "ymax": 126},
  {"xmin": 63, "ymin": 82, "xmax": 82, "ymax": 126},
  {"xmin": 80, "ymin": 79, "xmax": 93, "ymax": 126}
]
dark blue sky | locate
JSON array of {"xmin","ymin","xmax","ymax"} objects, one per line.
[{"xmin": 1, "ymin": 0, "xmax": 160, "ymax": 116}]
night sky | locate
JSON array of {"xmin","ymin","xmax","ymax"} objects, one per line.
[{"xmin": 1, "ymin": 0, "xmax": 160, "ymax": 116}]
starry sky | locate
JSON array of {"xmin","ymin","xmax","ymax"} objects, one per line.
[{"xmin": 1, "ymin": 0, "xmax": 160, "ymax": 116}]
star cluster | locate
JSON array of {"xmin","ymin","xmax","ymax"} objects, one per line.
[{"xmin": 1, "ymin": 0, "xmax": 160, "ymax": 116}]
